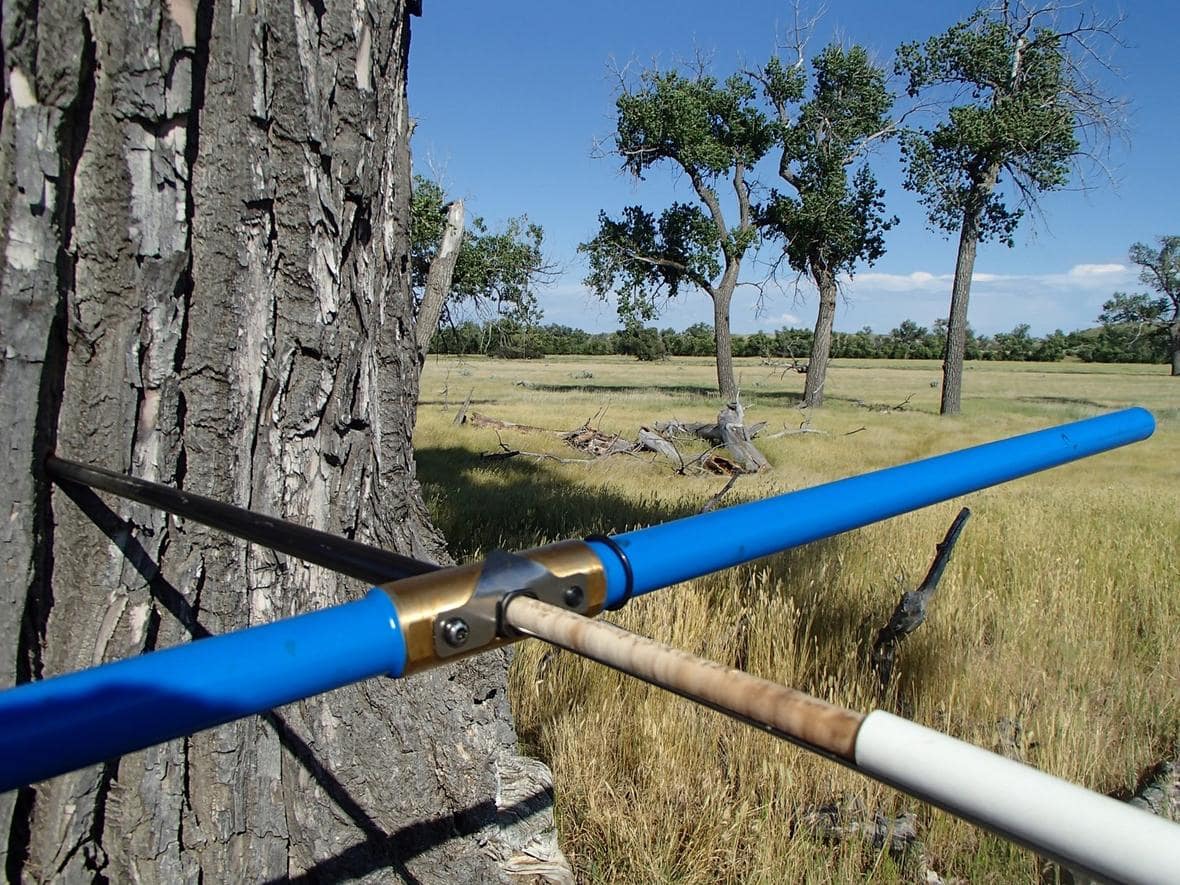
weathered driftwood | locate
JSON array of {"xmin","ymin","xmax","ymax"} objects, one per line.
[
  {"xmin": 415, "ymin": 198, "xmax": 466, "ymax": 354},
  {"xmin": 462, "ymin": 411, "xmax": 558, "ymax": 434},
  {"xmin": 480, "ymin": 441, "xmax": 595, "ymax": 465},
  {"xmin": 761, "ymin": 357, "xmax": 809, "ymax": 376},
  {"xmin": 766, "ymin": 419, "xmax": 827, "ymax": 438},
  {"xmin": 654, "ymin": 419, "xmax": 767, "ymax": 442},
  {"xmin": 717, "ymin": 402, "xmax": 770, "ymax": 473},
  {"xmin": 701, "ymin": 453, "xmax": 744, "ymax": 475},
  {"xmin": 452, "ymin": 387, "xmax": 475, "ymax": 424},
  {"xmin": 637, "ymin": 427, "xmax": 680, "ymax": 462},
  {"xmin": 855, "ymin": 391, "xmax": 918, "ymax": 413},
  {"xmin": 564, "ymin": 427, "xmax": 634, "ymax": 457},
  {"xmin": 699, "ymin": 474, "xmax": 741, "ymax": 512},
  {"xmin": 872, "ymin": 508, "xmax": 972, "ymax": 687},
  {"xmin": 457, "ymin": 407, "xmax": 763, "ymax": 476}
]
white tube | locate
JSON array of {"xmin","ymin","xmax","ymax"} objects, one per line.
[{"xmin": 855, "ymin": 711, "xmax": 1180, "ymax": 885}]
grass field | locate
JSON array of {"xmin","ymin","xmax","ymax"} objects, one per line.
[{"xmin": 414, "ymin": 355, "xmax": 1179, "ymax": 883}]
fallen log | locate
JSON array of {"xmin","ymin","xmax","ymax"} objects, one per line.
[
  {"xmin": 654, "ymin": 419, "xmax": 767, "ymax": 442},
  {"xmin": 701, "ymin": 453, "xmax": 743, "ymax": 475},
  {"xmin": 452, "ymin": 387, "xmax": 474, "ymax": 425},
  {"xmin": 637, "ymin": 427, "xmax": 680, "ymax": 463},
  {"xmin": 562, "ymin": 427, "xmax": 635, "ymax": 457},
  {"xmin": 717, "ymin": 402, "xmax": 770, "ymax": 473},
  {"xmin": 464, "ymin": 411, "xmax": 559, "ymax": 434}
]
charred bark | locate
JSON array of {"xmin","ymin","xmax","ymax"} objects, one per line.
[{"xmin": 1, "ymin": 2, "xmax": 565, "ymax": 881}]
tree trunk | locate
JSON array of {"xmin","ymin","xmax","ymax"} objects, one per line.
[
  {"xmin": 415, "ymin": 198, "xmax": 465, "ymax": 355},
  {"xmin": 939, "ymin": 212, "xmax": 979, "ymax": 416},
  {"xmin": 803, "ymin": 259, "xmax": 837, "ymax": 408},
  {"xmin": 0, "ymin": 2, "xmax": 566, "ymax": 882},
  {"xmin": 1169, "ymin": 319, "xmax": 1179, "ymax": 377},
  {"xmin": 940, "ymin": 165, "xmax": 999, "ymax": 416},
  {"xmin": 712, "ymin": 264, "xmax": 739, "ymax": 402}
]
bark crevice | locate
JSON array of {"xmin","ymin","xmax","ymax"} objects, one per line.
[{"xmin": 3, "ymin": 2, "xmax": 567, "ymax": 880}]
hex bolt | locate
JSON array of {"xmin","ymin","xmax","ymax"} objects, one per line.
[
  {"xmin": 441, "ymin": 617, "xmax": 470, "ymax": 648},
  {"xmin": 563, "ymin": 585, "xmax": 584, "ymax": 608}
]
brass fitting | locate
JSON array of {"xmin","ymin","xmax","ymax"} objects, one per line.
[{"xmin": 378, "ymin": 539, "xmax": 607, "ymax": 674}]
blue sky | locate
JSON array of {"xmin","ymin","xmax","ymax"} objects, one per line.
[{"xmin": 407, "ymin": 1, "xmax": 1179, "ymax": 336}]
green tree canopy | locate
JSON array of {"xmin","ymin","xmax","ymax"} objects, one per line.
[
  {"xmin": 580, "ymin": 69, "xmax": 774, "ymax": 400},
  {"xmin": 754, "ymin": 44, "xmax": 896, "ymax": 406},
  {"xmin": 896, "ymin": 3, "xmax": 1122, "ymax": 413},
  {"xmin": 410, "ymin": 175, "xmax": 551, "ymax": 338},
  {"xmin": 1097, "ymin": 236, "xmax": 1180, "ymax": 374}
]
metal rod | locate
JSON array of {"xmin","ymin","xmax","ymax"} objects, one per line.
[
  {"xmin": 505, "ymin": 596, "xmax": 1180, "ymax": 885},
  {"xmin": 0, "ymin": 589, "xmax": 406, "ymax": 793},
  {"xmin": 46, "ymin": 456, "xmax": 439, "ymax": 583},
  {"xmin": 588, "ymin": 407, "xmax": 1156, "ymax": 607},
  {"xmin": 1, "ymin": 412, "xmax": 1156, "ymax": 797}
]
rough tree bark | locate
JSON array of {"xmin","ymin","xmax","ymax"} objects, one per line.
[
  {"xmin": 712, "ymin": 263, "xmax": 740, "ymax": 403},
  {"xmin": 940, "ymin": 162, "xmax": 999, "ymax": 417},
  {"xmin": 803, "ymin": 259, "xmax": 836, "ymax": 408},
  {"xmin": 1, "ymin": 1, "xmax": 566, "ymax": 882},
  {"xmin": 415, "ymin": 197, "xmax": 464, "ymax": 355},
  {"xmin": 1171, "ymin": 321, "xmax": 1180, "ymax": 377}
]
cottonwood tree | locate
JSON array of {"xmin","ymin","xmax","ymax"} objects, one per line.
[
  {"xmin": 752, "ymin": 45, "xmax": 896, "ymax": 407},
  {"xmin": 580, "ymin": 67, "xmax": 774, "ymax": 401},
  {"xmin": 897, "ymin": 1, "xmax": 1123, "ymax": 414},
  {"xmin": 1098, "ymin": 237, "xmax": 1180, "ymax": 375},
  {"xmin": 411, "ymin": 175, "xmax": 552, "ymax": 357},
  {"xmin": 0, "ymin": 1, "xmax": 563, "ymax": 881}
]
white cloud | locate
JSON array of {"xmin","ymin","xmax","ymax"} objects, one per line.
[
  {"xmin": 531, "ymin": 260, "xmax": 1138, "ymax": 337},
  {"xmin": 1069, "ymin": 263, "xmax": 1126, "ymax": 277},
  {"xmin": 854, "ymin": 270, "xmax": 951, "ymax": 291}
]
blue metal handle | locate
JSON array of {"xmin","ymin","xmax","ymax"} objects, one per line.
[
  {"xmin": 0, "ymin": 408, "xmax": 1155, "ymax": 793},
  {"xmin": 0, "ymin": 588, "xmax": 405, "ymax": 792},
  {"xmin": 589, "ymin": 407, "xmax": 1156, "ymax": 606}
]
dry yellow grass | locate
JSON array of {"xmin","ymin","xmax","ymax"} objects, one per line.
[{"xmin": 415, "ymin": 354, "xmax": 1179, "ymax": 883}]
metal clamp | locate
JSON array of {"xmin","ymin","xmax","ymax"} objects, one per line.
[{"xmin": 433, "ymin": 549, "xmax": 597, "ymax": 659}]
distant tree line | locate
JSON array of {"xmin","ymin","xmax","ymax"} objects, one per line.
[{"xmin": 429, "ymin": 317, "xmax": 1169, "ymax": 365}]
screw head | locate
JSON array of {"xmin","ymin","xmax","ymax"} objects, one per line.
[
  {"xmin": 563, "ymin": 585, "xmax": 584, "ymax": 608},
  {"xmin": 441, "ymin": 617, "xmax": 470, "ymax": 647}
]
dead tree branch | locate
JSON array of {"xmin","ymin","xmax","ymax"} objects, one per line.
[
  {"xmin": 871, "ymin": 507, "xmax": 972, "ymax": 687},
  {"xmin": 699, "ymin": 474, "xmax": 741, "ymax": 513}
]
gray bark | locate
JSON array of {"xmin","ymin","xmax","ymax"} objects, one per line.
[
  {"xmin": 653, "ymin": 419, "xmax": 766, "ymax": 443},
  {"xmin": 803, "ymin": 259, "xmax": 836, "ymax": 408},
  {"xmin": 940, "ymin": 163, "xmax": 1000, "ymax": 416},
  {"xmin": 636, "ymin": 427, "xmax": 679, "ymax": 463},
  {"xmin": 1169, "ymin": 319, "xmax": 1179, "ymax": 377},
  {"xmin": 716, "ymin": 402, "xmax": 769, "ymax": 473},
  {"xmin": 415, "ymin": 198, "xmax": 464, "ymax": 354},
  {"xmin": 712, "ymin": 263, "xmax": 739, "ymax": 403},
  {"xmin": 1, "ymin": 2, "xmax": 565, "ymax": 882}
]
